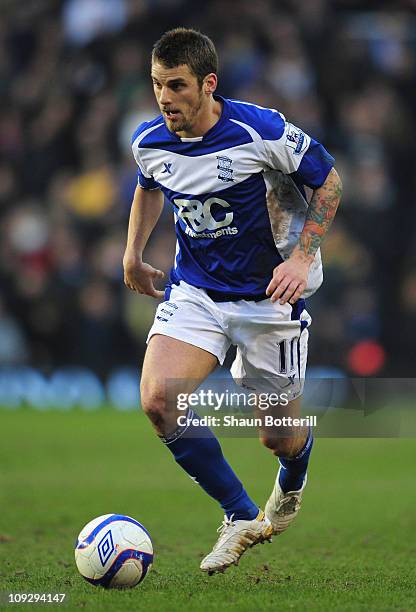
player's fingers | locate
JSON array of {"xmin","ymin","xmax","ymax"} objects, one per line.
[
  {"xmin": 147, "ymin": 288, "xmax": 165, "ymax": 299},
  {"xmin": 138, "ymin": 276, "xmax": 165, "ymax": 298},
  {"xmin": 266, "ymin": 276, "xmax": 282, "ymax": 295},
  {"xmin": 265, "ymin": 282, "xmax": 275, "ymax": 297},
  {"xmin": 278, "ymin": 280, "xmax": 301, "ymax": 305},
  {"xmin": 266, "ymin": 270, "xmax": 285, "ymax": 296},
  {"xmin": 289, "ymin": 285, "xmax": 305, "ymax": 305},
  {"xmin": 151, "ymin": 268, "xmax": 165, "ymax": 279},
  {"xmin": 270, "ymin": 276, "xmax": 290, "ymax": 302},
  {"xmin": 124, "ymin": 274, "xmax": 145, "ymax": 293},
  {"xmin": 125, "ymin": 279, "xmax": 140, "ymax": 292}
]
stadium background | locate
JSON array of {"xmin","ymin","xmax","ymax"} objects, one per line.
[{"xmin": 1, "ymin": 0, "xmax": 415, "ymax": 410}]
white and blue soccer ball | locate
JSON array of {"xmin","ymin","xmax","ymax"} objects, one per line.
[{"xmin": 75, "ymin": 514, "xmax": 153, "ymax": 588}]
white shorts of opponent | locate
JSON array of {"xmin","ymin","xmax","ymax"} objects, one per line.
[{"xmin": 147, "ymin": 280, "xmax": 312, "ymax": 400}]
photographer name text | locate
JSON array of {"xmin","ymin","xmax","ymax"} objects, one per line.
[{"xmin": 177, "ymin": 415, "xmax": 317, "ymax": 428}]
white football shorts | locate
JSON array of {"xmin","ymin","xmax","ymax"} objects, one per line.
[{"xmin": 147, "ymin": 280, "xmax": 311, "ymax": 399}]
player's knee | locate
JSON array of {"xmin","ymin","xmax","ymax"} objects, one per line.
[
  {"xmin": 140, "ymin": 382, "xmax": 167, "ymax": 429},
  {"xmin": 259, "ymin": 434, "xmax": 300, "ymax": 458},
  {"xmin": 258, "ymin": 433, "xmax": 280, "ymax": 453}
]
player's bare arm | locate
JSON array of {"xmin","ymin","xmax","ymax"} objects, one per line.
[
  {"xmin": 266, "ymin": 167, "xmax": 342, "ymax": 305},
  {"xmin": 123, "ymin": 186, "xmax": 165, "ymax": 298}
]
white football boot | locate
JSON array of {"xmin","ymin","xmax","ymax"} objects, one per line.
[
  {"xmin": 265, "ymin": 468, "xmax": 307, "ymax": 535},
  {"xmin": 200, "ymin": 510, "xmax": 273, "ymax": 574}
]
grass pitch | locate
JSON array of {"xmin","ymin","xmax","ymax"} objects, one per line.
[{"xmin": 1, "ymin": 409, "xmax": 415, "ymax": 611}]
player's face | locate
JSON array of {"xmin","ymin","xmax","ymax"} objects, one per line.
[{"xmin": 151, "ymin": 62, "xmax": 207, "ymax": 135}]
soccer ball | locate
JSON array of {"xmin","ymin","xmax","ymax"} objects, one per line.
[{"xmin": 75, "ymin": 514, "xmax": 153, "ymax": 588}]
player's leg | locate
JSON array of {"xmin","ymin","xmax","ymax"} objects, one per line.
[
  {"xmin": 257, "ymin": 396, "xmax": 312, "ymax": 494},
  {"xmin": 142, "ymin": 281, "xmax": 275, "ymax": 572},
  {"xmin": 230, "ymin": 298, "xmax": 313, "ymax": 535},
  {"xmin": 141, "ymin": 333, "xmax": 259, "ymax": 521},
  {"xmin": 140, "ymin": 333, "xmax": 217, "ymax": 436},
  {"xmin": 141, "ymin": 333, "xmax": 272, "ymax": 573},
  {"xmin": 257, "ymin": 395, "xmax": 313, "ymax": 535}
]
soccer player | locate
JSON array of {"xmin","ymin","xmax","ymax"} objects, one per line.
[{"xmin": 123, "ymin": 28, "xmax": 342, "ymax": 574}]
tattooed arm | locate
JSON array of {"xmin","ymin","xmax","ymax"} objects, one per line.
[{"xmin": 266, "ymin": 167, "xmax": 342, "ymax": 304}]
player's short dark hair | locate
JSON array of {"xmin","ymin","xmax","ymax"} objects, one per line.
[{"xmin": 152, "ymin": 28, "xmax": 218, "ymax": 86}]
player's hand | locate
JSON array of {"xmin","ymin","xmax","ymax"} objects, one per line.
[
  {"xmin": 266, "ymin": 252, "xmax": 312, "ymax": 305},
  {"xmin": 123, "ymin": 254, "xmax": 165, "ymax": 299}
]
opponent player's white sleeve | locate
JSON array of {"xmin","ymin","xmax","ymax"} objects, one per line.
[{"xmin": 263, "ymin": 116, "xmax": 335, "ymax": 189}]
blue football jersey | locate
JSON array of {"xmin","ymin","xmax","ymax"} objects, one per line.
[{"xmin": 131, "ymin": 96, "xmax": 334, "ymax": 301}]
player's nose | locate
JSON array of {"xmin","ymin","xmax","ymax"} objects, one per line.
[{"xmin": 159, "ymin": 86, "xmax": 172, "ymax": 105}]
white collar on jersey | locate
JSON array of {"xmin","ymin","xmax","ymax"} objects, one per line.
[{"xmin": 180, "ymin": 136, "xmax": 203, "ymax": 142}]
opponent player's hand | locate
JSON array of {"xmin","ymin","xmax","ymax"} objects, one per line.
[
  {"xmin": 266, "ymin": 252, "xmax": 312, "ymax": 305},
  {"xmin": 123, "ymin": 255, "xmax": 165, "ymax": 299}
]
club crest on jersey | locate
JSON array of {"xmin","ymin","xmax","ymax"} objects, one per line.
[
  {"xmin": 285, "ymin": 125, "xmax": 307, "ymax": 155},
  {"xmin": 216, "ymin": 156, "xmax": 234, "ymax": 182}
]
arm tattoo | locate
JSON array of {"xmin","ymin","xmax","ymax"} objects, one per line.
[{"xmin": 298, "ymin": 168, "xmax": 342, "ymax": 258}]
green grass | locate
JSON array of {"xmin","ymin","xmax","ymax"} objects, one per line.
[{"xmin": 1, "ymin": 410, "xmax": 415, "ymax": 611}]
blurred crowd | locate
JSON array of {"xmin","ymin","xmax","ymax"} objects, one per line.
[{"xmin": 1, "ymin": 0, "xmax": 415, "ymax": 378}]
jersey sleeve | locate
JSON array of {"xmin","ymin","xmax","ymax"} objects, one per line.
[
  {"xmin": 131, "ymin": 127, "xmax": 159, "ymax": 190},
  {"xmin": 136, "ymin": 166, "xmax": 159, "ymax": 190},
  {"xmin": 263, "ymin": 116, "xmax": 335, "ymax": 189}
]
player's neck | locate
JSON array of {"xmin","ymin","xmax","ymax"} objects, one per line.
[{"xmin": 177, "ymin": 98, "xmax": 222, "ymax": 139}]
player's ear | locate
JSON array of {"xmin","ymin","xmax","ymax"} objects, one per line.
[{"xmin": 204, "ymin": 73, "xmax": 217, "ymax": 95}]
